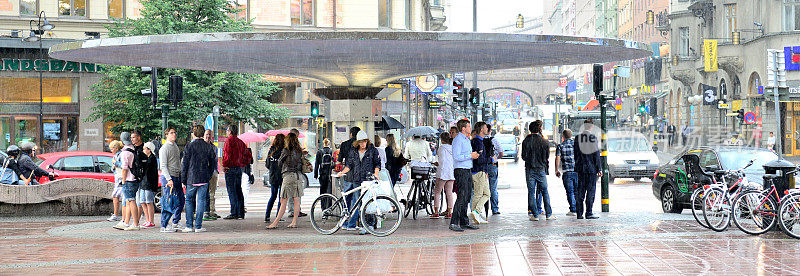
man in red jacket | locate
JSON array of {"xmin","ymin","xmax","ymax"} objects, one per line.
[{"xmin": 222, "ymin": 124, "xmax": 247, "ymax": 220}]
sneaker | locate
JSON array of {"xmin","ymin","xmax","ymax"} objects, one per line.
[
  {"xmin": 445, "ymin": 213, "xmax": 452, "ymax": 219},
  {"xmin": 160, "ymin": 227, "xmax": 173, "ymax": 233},
  {"xmin": 529, "ymin": 216, "xmax": 539, "ymax": 221},
  {"xmin": 470, "ymin": 211, "xmax": 481, "ymax": 224},
  {"xmin": 113, "ymin": 221, "xmax": 128, "ymax": 230},
  {"xmin": 358, "ymin": 226, "xmax": 373, "ymax": 235},
  {"xmin": 142, "ymin": 222, "xmax": 155, "ymax": 228},
  {"xmin": 566, "ymin": 212, "xmax": 576, "ymax": 216},
  {"xmin": 164, "ymin": 225, "xmax": 176, "ymax": 232},
  {"xmin": 172, "ymin": 224, "xmax": 184, "ymax": 231},
  {"xmin": 342, "ymin": 226, "xmax": 357, "ymax": 231},
  {"xmin": 107, "ymin": 214, "xmax": 120, "ymax": 222},
  {"xmin": 182, "ymin": 227, "xmax": 195, "ymax": 233},
  {"xmin": 194, "ymin": 228, "xmax": 207, "ymax": 233},
  {"xmin": 546, "ymin": 215, "xmax": 556, "ymax": 220},
  {"xmin": 123, "ymin": 225, "xmax": 140, "ymax": 231},
  {"xmin": 473, "ymin": 210, "xmax": 487, "ymax": 224},
  {"xmin": 203, "ymin": 214, "xmax": 217, "ymax": 221},
  {"xmin": 429, "ymin": 213, "xmax": 440, "ymax": 219},
  {"xmin": 211, "ymin": 213, "xmax": 221, "ymax": 219}
]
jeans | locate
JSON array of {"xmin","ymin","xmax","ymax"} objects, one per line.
[
  {"xmin": 487, "ymin": 163, "xmax": 499, "ymax": 213},
  {"xmin": 562, "ymin": 172, "xmax": 577, "ymax": 213},
  {"xmin": 341, "ymin": 180, "xmax": 360, "ymax": 228},
  {"xmin": 450, "ymin": 168, "xmax": 474, "ymax": 227},
  {"xmin": 525, "ymin": 169, "xmax": 551, "ymax": 217},
  {"xmin": 122, "ymin": 181, "xmax": 140, "ymax": 202},
  {"xmin": 576, "ymin": 173, "xmax": 598, "ymax": 217},
  {"xmin": 185, "ymin": 184, "xmax": 209, "ymax": 229},
  {"xmin": 265, "ymin": 174, "xmax": 281, "ymax": 220},
  {"xmin": 160, "ymin": 184, "xmax": 182, "ymax": 228},
  {"xmin": 225, "ymin": 167, "xmax": 244, "ymax": 217}
]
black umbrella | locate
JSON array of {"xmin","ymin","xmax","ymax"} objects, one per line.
[{"xmin": 375, "ymin": 115, "xmax": 405, "ymax": 131}]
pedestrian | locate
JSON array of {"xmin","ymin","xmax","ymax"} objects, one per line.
[
  {"xmin": 682, "ymin": 124, "xmax": 690, "ymax": 147},
  {"xmin": 449, "ymin": 126, "xmax": 458, "ymax": 141},
  {"xmin": 375, "ymin": 135, "xmax": 389, "ymax": 179},
  {"xmin": 385, "ymin": 134, "xmax": 402, "ymax": 187},
  {"xmin": 667, "ymin": 123, "xmax": 676, "ymax": 147},
  {"xmin": 16, "ymin": 141, "xmax": 55, "ymax": 185},
  {"xmin": 449, "ymin": 119, "xmax": 480, "ymax": 232},
  {"xmin": 522, "ymin": 120, "xmax": 553, "ymax": 221},
  {"xmin": 287, "ymin": 128, "xmax": 307, "ymax": 218},
  {"xmin": 202, "ymin": 129, "xmax": 221, "ymax": 221},
  {"xmin": 222, "ymin": 124, "xmax": 246, "ymax": 220},
  {"xmin": 1, "ymin": 145, "xmax": 25, "ymax": 185},
  {"xmin": 432, "ymin": 132, "xmax": 454, "ymax": 219},
  {"xmin": 404, "ymin": 134, "xmax": 433, "ymax": 163},
  {"xmin": 334, "ymin": 130, "xmax": 381, "ymax": 234},
  {"xmin": 181, "ymin": 125, "xmax": 217, "ymax": 232},
  {"xmin": 137, "ymin": 141, "xmax": 158, "ymax": 229},
  {"xmin": 554, "ymin": 129, "xmax": 577, "ymax": 216},
  {"xmin": 106, "ymin": 140, "xmax": 124, "ymax": 222},
  {"xmin": 264, "ymin": 134, "xmax": 285, "ymax": 222},
  {"xmin": 485, "ymin": 126, "xmax": 502, "ymax": 216},
  {"xmin": 114, "ymin": 132, "xmax": 141, "ymax": 231},
  {"xmin": 158, "ymin": 127, "xmax": 184, "ymax": 231},
  {"xmin": 768, "ymin": 132, "xmax": 776, "ymax": 152},
  {"xmin": 314, "ymin": 138, "xmax": 334, "ymax": 209},
  {"xmin": 574, "ymin": 119, "xmax": 601, "ymax": 220},
  {"xmin": 469, "ymin": 122, "xmax": 491, "ymax": 225},
  {"xmin": 242, "ymin": 147, "xmax": 254, "ymax": 213},
  {"xmin": 267, "ymin": 132, "xmax": 307, "ymax": 229}
]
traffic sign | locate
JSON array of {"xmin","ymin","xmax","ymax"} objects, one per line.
[
  {"xmin": 718, "ymin": 103, "xmax": 729, "ymax": 109},
  {"xmin": 744, "ymin": 112, "xmax": 756, "ymax": 124},
  {"xmin": 204, "ymin": 113, "xmax": 214, "ymax": 130}
]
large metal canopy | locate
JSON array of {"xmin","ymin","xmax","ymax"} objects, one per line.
[{"xmin": 49, "ymin": 31, "xmax": 651, "ymax": 87}]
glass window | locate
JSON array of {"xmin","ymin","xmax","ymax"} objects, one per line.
[
  {"xmin": 0, "ymin": 117, "xmax": 9, "ymax": 152},
  {"xmin": 0, "ymin": 78, "xmax": 78, "ymax": 103},
  {"xmin": 785, "ymin": 0, "xmax": 800, "ymax": 31},
  {"xmin": 20, "ymin": 0, "xmax": 37, "ymax": 15},
  {"xmin": 14, "ymin": 118, "xmax": 38, "ymax": 148},
  {"xmin": 291, "ymin": 0, "xmax": 313, "ymax": 26},
  {"xmin": 59, "ymin": 0, "xmax": 86, "ymax": 17},
  {"xmin": 607, "ymin": 138, "xmax": 650, "ymax": 152},
  {"xmin": 379, "ymin": 0, "xmax": 390, "ymax": 28},
  {"xmin": 96, "ymin": 156, "xmax": 113, "ymax": 173},
  {"xmin": 230, "ymin": 0, "xmax": 248, "ymax": 20},
  {"xmin": 58, "ymin": 156, "xmax": 95, "ymax": 172},
  {"xmin": 699, "ymin": 150, "xmax": 720, "ymax": 170},
  {"xmin": 405, "ymin": 0, "xmax": 411, "ymax": 29},
  {"xmin": 718, "ymin": 150, "xmax": 778, "ymax": 173},
  {"xmin": 108, "ymin": 0, "xmax": 124, "ymax": 19},
  {"xmin": 679, "ymin": 27, "xmax": 689, "ymax": 56},
  {"xmin": 724, "ymin": 4, "xmax": 737, "ymax": 39}
]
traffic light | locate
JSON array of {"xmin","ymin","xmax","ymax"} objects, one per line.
[
  {"xmin": 168, "ymin": 75, "xmax": 183, "ymax": 106},
  {"xmin": 592, "ymin": 64, "xmax": 603, "ymax": 97},
  {"xmin": 649, "ymin": 98, "xmax": 658, "ymax": 117},
  {"xmin": 566, "ymin": 95, "xmax": 573, "ymax": 105},
  {"xmin": 468, "ymin": 88, "xmax": 480, "ymax": 106},
  {"xmin": 310, "ymin": 100, "xmax": 320, "ymax": 118},
  {"xmin": 638, "ymin": 102, "xmax": 646, "ymax": 114},
  {"xmin": 736, "ymin": 109, "xmax": 744, "ymax": 122},
  {"xmin": 452, "ymin": 80, "xmax": 465, "ymax": 108},
  {"xmin": 646, "ymin": 10, "xmax": 654, "ymax": 25},
  {"xmin": 141, "ymin": 67, "xmax": 157, "ymax": 107}
]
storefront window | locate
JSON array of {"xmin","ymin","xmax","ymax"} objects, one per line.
[
  {"xmin": 379, "ymin": 0, "xmax": 390, "ymax": 28},
  {"xmin": 14, "ymin": 117, "xmax": 38, "ymax": 147},
  {"xmin": 20, "ymin": 0, "xmax": 37, "ymax": 15},
  {"xmin": 59, "ymin": 0, "xmax": 86, "ymax": 17},
  {"xmin": 0, "ymin": 117, "xmax": 10, "ymax": 151},
  {"xmin": 0, "ymin": 78, "xmax": 78, "ymax": 103}
]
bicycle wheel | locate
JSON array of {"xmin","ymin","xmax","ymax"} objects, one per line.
[
  {"xmin": 779, "ymin": 193, "xmax": 800, "ymax": 239},
  {"xmin": 702, "ymin": 188, "xmax": 731, "ymax": 232},
  {"xmin": 423, "ymin": 179, "xmax": 435, "ymax": 215},
  {"xmin": 309, "ymin": 194, "xmax": 346, "ymax": 235},
  {"xmin": 732, "ymin": 190, "xmax": 777, "ymax": 235},
  {"xmin": 690, "ymin": 188, "xmax": 709, "ymax": 229},
  {"xmin": 404, "ymin": 181, "xmax": 415, "ymax": 219},
  {"xmin": 361, "ymin": 195, "xmax": 403, "ymax": 237}
]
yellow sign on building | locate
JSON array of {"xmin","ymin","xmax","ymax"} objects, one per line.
[
  {"xmin": 704, "ymin": 39, "xmax": 718, "ymax": 72},
  {"xmin": 731, "ymin": 100, "xmax": 743, "ymax": 111}
]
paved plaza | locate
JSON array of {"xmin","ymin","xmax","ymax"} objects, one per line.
[{"xmin": 3, "ymin": 159, "xmax": 800, "ymax": 275}]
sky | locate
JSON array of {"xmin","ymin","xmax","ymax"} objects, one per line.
[{"xmin": 445, "ymin": 0, "xmax": 544, "ymax": 32}]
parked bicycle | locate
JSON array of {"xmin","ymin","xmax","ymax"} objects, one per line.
[
  {"xmin": 730, "ymin": 166, "xmax": 798, "ymax": 235},
  {"xmin": 309, "ymin": 175, "xmax": 402, "ymax": 237},
  {"xmin": 402, "ymin": 164, "xmax": 436, "ymax": 220},
  {"xmin": 701, "ymin": 159, "xmax": 759, "ymax": 232},
  {"xmin": 778, "ymin": 188, "xmax": 800, "ymax": 239}
]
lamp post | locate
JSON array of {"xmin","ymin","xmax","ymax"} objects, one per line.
[{"xmin": 23, "ymin": 11, "xmax": 54, "ymax": 153}]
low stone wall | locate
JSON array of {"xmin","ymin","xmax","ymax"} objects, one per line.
[{"xmin": 0, "ymin": 178, "xmax": 114, "ymax": 216}]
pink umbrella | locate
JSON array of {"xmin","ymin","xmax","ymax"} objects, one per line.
[
  {"xmin": 237, "ymin": 132, "xmax": 269, "ymax": 144},
  {"xmin": 265, "ymin": 129, "xmax": 305, "ymax": 138}
]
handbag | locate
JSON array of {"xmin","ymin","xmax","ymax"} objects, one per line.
[{"xmin": 302, "ymin": 155, "xmax": 313, "ymax": 174}]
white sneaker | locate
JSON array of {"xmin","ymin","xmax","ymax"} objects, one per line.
[
  {"xmin": 123, "ymin": 225, "xmax": 140, "ymax": 231},
  {"xmin": 113, "ymin": 221, "xmax": 128, "ymax": 230},
  {"xmin": 546, "ymin": 215, "xmax": 556, "ymax": 220},
  {"xmin": 566, "ymin": 212, "xmax": 576, "ymax": 216},
  {"xmin": 160, "ymin": 225, "xmax": 176, "ymax": 232},
  {"xmin": 107, "ymin": 214, "xmax": 119, "ymax": 222},
  {"xmin": 470, "ymin": 211, "xmax": 480, "ymax": 224},
  {"xmin": 194, "ymin": 228, "xmax": 207, "ymax": 233},
  {"xmin": 182, "ymin": 227, "xmax": 195, "ymax": 233},
  {"xmin": 529, "ymin": 216, "xmax": 539, "ymax": 221},
  {"xmin": 477, "ymin": 211, "xmax": 489, "ymax": 224}
]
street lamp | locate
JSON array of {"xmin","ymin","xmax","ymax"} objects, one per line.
[{"xmin": 23, "ymin": 11, "xmax": 54, "ymax": 153}]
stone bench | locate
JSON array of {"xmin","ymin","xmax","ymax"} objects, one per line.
[{"xmin": 0, "ymin": 178, "xmax": 114, "ymax": 216}]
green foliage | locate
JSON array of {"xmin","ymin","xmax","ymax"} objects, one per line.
[{"xmin": 89, "ymin": 0, "xmax": 287, "ymax": 140}]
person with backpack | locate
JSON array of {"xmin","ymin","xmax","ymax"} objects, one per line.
[
  {"xmin": 314, "ymin": 138, "xmax": 334, "ymax": 209},
  {"xmin": 1, "ymin": 145, "xmax": 25, "ymax": 185},
  {"xmin": 114, "ymin": 131, "xmax": 142, "ymax": 231},
  {"xmin": 264, "ymin": 134, "xmax": 285, "ymax": 222},
  {"xmin": 17, "ymin": 142, "xmax": 55, "ymax": 185}
]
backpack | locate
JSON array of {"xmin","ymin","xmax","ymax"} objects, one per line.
[
  {"xmin": 484, "ymin": 137, "xmax": 495, "ymax": 159},
  {"xmin": 124, "ymin": 148, "xmax": 145, "ymax": 181},
  {"xmin": 320, "ymin": 148, "xmax": 333, "ymax": 168},
  {"xmin": 0, "ymin": 158, "xmax": 20, "ymax": 185}
]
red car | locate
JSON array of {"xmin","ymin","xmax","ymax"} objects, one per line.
[{"xmin": 37, "ymin": 151, "xmax": 116, "ymax": 184}]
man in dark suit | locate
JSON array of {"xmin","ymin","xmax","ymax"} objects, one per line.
[{"xmin": 573, "ymin": 119, "xmax": 601, "ymax": 220}]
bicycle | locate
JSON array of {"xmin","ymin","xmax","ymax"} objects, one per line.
[
  {"xmin": 309, "ymin": 175, "xmax": 402, "ymax": 237},
  {"xmin": 732, "ymin": 166, "xmax": 798, "ymax": 235},
  {"xmin": 778, "ymin": 188, "xmax": 800, "ymax": 239},
  {"xmin": 402, "ymin": 165, "xmax": 436, "ymax": 220},
  {"xmin": 701, "ymin": 159, "xmax": 758, "ymax": 232}
]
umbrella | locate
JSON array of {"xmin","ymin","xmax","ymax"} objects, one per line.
[
  {"xmin": 375, "ymin": 115, "xmax": 405, "ymax": 131},
  {"xmin": 265, "ymin": 129, "xmax": 306, "ymax": 138},
  {"xmin": 405, "ymin": 126, "xmax": 438, "ymax": 138},
  {"xmin": 238, "ymin": 131, "xmax": 269, "ymax": 144}
]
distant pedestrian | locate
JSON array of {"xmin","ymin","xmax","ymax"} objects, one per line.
[
  {"xmin": 107, "ymin": 140, "xmax": 124, "ymax": 222},
  {"xmin": 137, "ymin": 142, "xmax": 158, "ymax": 229},
  {"xmin": 554, "ymin": 129, "xmax": 577, "ymax": 216},
  {"xmin": 222, "ymin": 124, "xmax": 246, "ymax": 220},
  {"xmin": 449, "ymin": 126, "xmax": 458, "ymax": 142},
  {"xmin": 202, "ymin": 129, "xmax": 220, "ymax": 221},
  {"xmin": 385, "ymin": 134, "xmax": 402, "ymax": 186},
  {"xmin": 522, "ymin": 120, "xmax": 552, "ymax": 221},
  {"xmin": 267, "ymin": 133, "xmax": 308, "ymax": 229},
  {"xmin": 264, "ymin": 134, "xmax": 285, "ymax": 222},
  {"xmin": 314, "ymin": 138, "xmax": 334, "ymax": 209},
  {"xmin": 681, "ymin": 124, "xmax": 690, "ymax": 146},
  {"xmin": 181, "ymin": 125, "xmax": 217, "ymax": 232},
  {"xmin": 768, "ymin": 132, "xmax": 776, "ymax": 152},
  {"xmin": 432, "ymin": 132, "xmax": 454, "ymax": 219},
  {"xmin": 470, "ymin": 122, "xmax": 491, "ymax": 224},
  {"xmin": 449, "ymin": 119, "xmax": 480, "ymax": 232},
  {"xmin": 574, "ymin": 119, "xmax": 601, "ymax": 220},
  {"xmin": 667, "ymin": 124, "xmax": 676, "ymax": 147},
  {"xmin": 404, "ymin": 134, "xmax": 433, "ymax": 163},
  {"xmin": 334, "ymin": 130, "xmax": 381, "ymax": 234},
  {"xmin": 374, "ymin": 135, "xmax": 388, "ymax": 178},
  {"xmin": 485, "ymin": 126, "xmax": 502, "ymax": 215}
]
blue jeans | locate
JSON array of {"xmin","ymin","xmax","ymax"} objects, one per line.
[
  {"xmin": 160, "ymin": 176, "xmax": 183, "ymax": 225},
  {"xmin": 225, "ymin": 167, "xmax": 244, "ymax": 217},
  {"xmin": 562, "ymin": 172, "xmax": 577, "ymax": 213},
  {"xmin": 487, "ymin": 163, "xmax": 499, "ymax": 213},
  {"xmin": 122, "ymin": 181, "xmax": 140, "ymax": 202},
  {"xmin": 185, "ymin": 184, "xmax": 209, "ymax": 229},
  {"xmin": 265, "ymin": 174, "xmax": 281, "ymax": 220},
  {"xmin": 525, "ymin": 169, "xmax": 551, "ymax": 217},
  {"xmin": 341, "ymin": 180, "xmax": 360, "ymax": 228}
]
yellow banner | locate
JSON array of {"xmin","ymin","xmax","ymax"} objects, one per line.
[
  {"xmin": 704, "ymin": 39, "xmax": 718, "ymax": 72},
  {"xmin": 731, "ymin": 100, "xmax": 742, "ymax": 111}
]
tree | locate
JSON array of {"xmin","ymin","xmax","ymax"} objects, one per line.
[{"xmin": 88, "ymin": 0, "xmax": 287, "ymax": 140}]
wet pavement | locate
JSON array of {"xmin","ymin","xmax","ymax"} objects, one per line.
[{"xmin": 2, "ymin": 158, "xmax": 800, "ymax": 275}]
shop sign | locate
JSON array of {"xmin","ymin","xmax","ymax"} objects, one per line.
[
  {"xmin": 731, "ymin": 100, "xmax": 743, "ymax": 111},
  {"xmin": 785, "ymin": 46, "xmax": 800, "ymax": 71},
  {"xmin": 704, "ymin": 39, "xmax": 718, "ymax": 72},
  {"xmin": 1, "ymin": 58, "xmax": 103, "ymax": 72}
]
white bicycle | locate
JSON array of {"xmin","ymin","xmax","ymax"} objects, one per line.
[{"xmin": 309, "ymin": 175, "xmax": 403, "ymax": 237}]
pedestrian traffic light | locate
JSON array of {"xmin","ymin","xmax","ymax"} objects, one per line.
[
  {"xmin": 592, "ymin": 64, "xmax": 603, "ymax": 97},
  {"xmin": 639, "ymin": 102, "xmax": 646, "ymax": 114},
  {"xmin": 310, "ymin": 100, "xmax": 320, "ymax": 118},
  {"xmin": 168, "ymin": 75, "xmax": 183, "ymax": 106},
  {"xmin": 468, "ymin": 88, "xmax": 480, "ymax": 106},
  {"xmin": 736, "ymin": 109, "xmax": 744, "ymax": 121},
  {"xmin": 649, "ymin": 98, "xmax": 658, "ymax": 117}
]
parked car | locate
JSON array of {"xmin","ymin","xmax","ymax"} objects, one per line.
[
  {"xmin": 652, "ymin": 146, "xmax": 779, "ymax": 213},
  {"xmin": 606, "ymin": 131, "xmax": 660, "ymax": 183},
  {"xmin": 37, "ymin": 151, "xmax": 116, "ymax": 184},
  {"xmin": 494, "ymin": 134, "xmax": 519, "ymax": 162}
]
